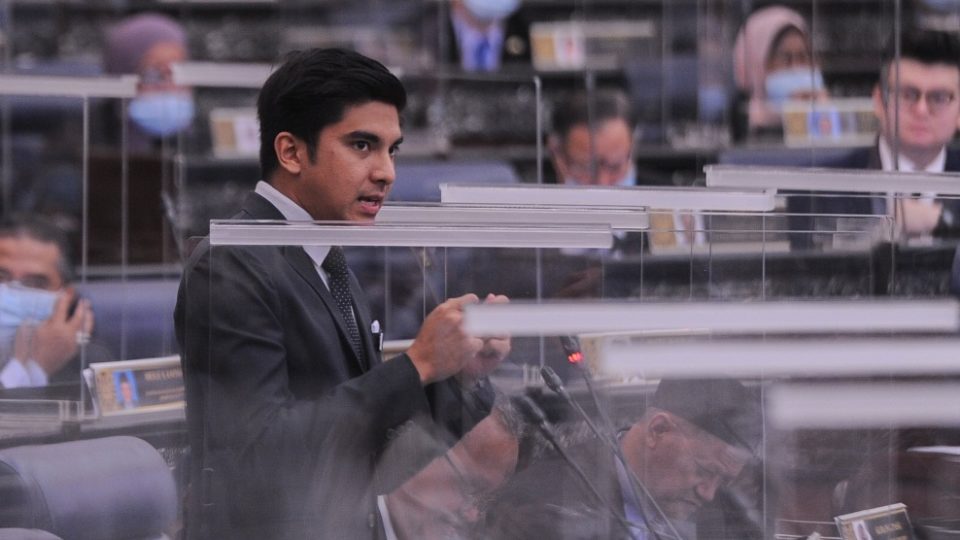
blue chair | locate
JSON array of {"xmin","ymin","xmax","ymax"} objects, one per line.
[{"xmin": 0, "ymin": 436, "xmax": 177, "ymax": 540}]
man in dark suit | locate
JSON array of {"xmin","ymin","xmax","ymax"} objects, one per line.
[
  {"xmin": 175, "ymin": 48, "xmax": 509, "ymax": 539},
  {"xmin": 792, "ymin": 29, "xmax": 960, "ymax": 239},
  {"xmin": 0, "ymin": 216, "xmax": 98, "ymax": 389},
  {"xmin": 480, "ymin": 378, "xmax": 762, "ymax": 540},
  {"xmin": 446, "ymin": 0, "xmax": 528, "ymax": 72}
]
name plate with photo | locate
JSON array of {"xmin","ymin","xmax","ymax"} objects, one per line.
[
  {"xmin": 835, "ymin": 503, "xmax": 916, "ymax": 540},
  {"xmin": 90, "ymin": 356, "xmax": 184, "ymax": 416}
]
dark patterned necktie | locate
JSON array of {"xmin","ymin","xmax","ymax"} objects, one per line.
[{"xmin": 322, "ymin": 246, "xmax": 366, "ymax": 365}]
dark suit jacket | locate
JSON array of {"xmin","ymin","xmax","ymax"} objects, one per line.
[
  {"xmin": 482, "ymin": 439, "xmax": 628, "ymax": 540},
  {"xmin": 175, "ymin": 192, "xmax": 490, "ymax": 540},
  {"xmin": 441, "ymin": 9, "xmax": 531, "ymax": 70},
  {"xmin": 787, "ymin": 144, "xmax": 960, "ymax": 247}
]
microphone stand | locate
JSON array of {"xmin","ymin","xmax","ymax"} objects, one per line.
[
  {"xmin": 542, "ymin": 359, "xmax": 684, "ymax": 540},
  {"xmin": 514, "ymin": 396, "xmax": 638, "ymax": 538}
]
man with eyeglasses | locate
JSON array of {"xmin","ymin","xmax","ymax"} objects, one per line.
[
  {"xmin": 818, "ymin": 29, "xmax": 960, "ymax": 238},
  {"xmin": 548, "ymin": 89, "xmax": 637, "ymax": 188},
  {"xmin": 0, "ymin": 216, "xmax": 95, "ymax": 388},
  {"xmin": 547, "ymin": 89, "xmax": 704, "ymax": 249},
  {"xmin": 870, "ymin": 28, "xmax": 960, "ymax": 237}
]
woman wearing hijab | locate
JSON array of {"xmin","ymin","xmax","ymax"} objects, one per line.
[
  {"xmin": 733, "ymin": 5, "xmax": 827, "ymax": 137},
  {"xmin": 103, "ymin": 13, "xmax": 194, "ymax": 151}
]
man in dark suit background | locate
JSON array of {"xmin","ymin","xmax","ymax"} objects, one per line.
[
  {"xmin": 447, "ymin": 0, "xmax": 528, "ymax": 72},
  {"xmin": 175, "ymin": 48, "xmax": 509, "ymax": 539},
  {"xmin": 793, "ymin": 29, "xmax": 960, "ymax": 239}
]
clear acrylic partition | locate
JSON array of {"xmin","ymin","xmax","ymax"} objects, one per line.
[
  {"xmin": 461, "ymin": 299, "xmax": 960, "ymax": 540},
  {"xmin": 0, "ymin": 68, "xmax": 139, "ymax": 423}
]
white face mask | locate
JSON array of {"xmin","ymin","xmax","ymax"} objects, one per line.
[
  {"xmin": 462, "ymin": 0, "xmax": 521, "ymax": 21},
  {"xmin": 0, "ymin": 282, "xmax": 58, "ymax": 358}
]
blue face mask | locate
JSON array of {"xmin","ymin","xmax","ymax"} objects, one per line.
[
  {"xmin": 564, "ymin": 164, "xmax": 636, "ymax": 187},
  {"xmin": 129, "ymin": 91, "xmax": 195, "ymax": 138},
  {"xmin": 921, "ymin": 0, "xmax": 960, "ymax": 12},
  {"xmin": 0, "ymin": 282, "xmax": 58, "ymax": 351},
  {"xmin": 462, "ymin": 0, "xmax": 520, "ymax": 21},
  {"xmin": 765, "ymin": 67, "xmax": 825, "ymax": 109}
]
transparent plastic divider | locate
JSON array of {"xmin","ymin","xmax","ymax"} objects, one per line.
[
  {"xmin": 706, "ymin": 165, "xmax": 960, "ymax": 195},
  {"xmin": 600, "ymin": 337, "xmax": 960, "ymax": 379},
  {"xmin": 377, "ymin": 203, "xmax": 649, "ymax": 230},
  {"xmin": 769, "ymin": 382, "xmax": 960, "ymax": 429},
  {"xmin": 171, "ymin": 61, "xmax": 274, "ymax": 88},
  {"xmin": 463, "ymin": 299, "xmax": 959, "ymax": 336},
  {"xmin": 441, "ymin": 182, "xmax": 777, "ymax": 212},
  {"xmin": 208, "ymin": 220, "xmax": 614, "ymax": 249},
  {"xmin": 0, "ymin": 74, "xmax": 138, "ymax": 99}
]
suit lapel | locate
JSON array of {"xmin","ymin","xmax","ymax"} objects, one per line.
[
  {"xmin": 282, "ymin": 245, "xmax": 369, "ymax": 373},
  {"xmin": 240, "ymin": 192, "xmax": 370, "ymax": 373}
]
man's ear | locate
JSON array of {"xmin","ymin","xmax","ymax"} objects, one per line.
[
  {"xmin": 645, "ymin": 412, "xmax": 675, "ymax": 448},
  {"xmin": 274, "ymin": 131, "xmax": 305, "ymax": 176},
  {"xmin": 872, "ymin": 83, "xmax": 886, "ymax": 124}
]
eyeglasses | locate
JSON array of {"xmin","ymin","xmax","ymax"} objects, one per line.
[
  {"xmin": 885, "ymin": 85, "xmax": 957, "ymax": 113},
  {"xmin": 561, "ymin": 153, "xmax": 632, "ymax": 179},
  {"xmin": 0, "ymin": 271, "xmax": 53, "ymax": 291}
]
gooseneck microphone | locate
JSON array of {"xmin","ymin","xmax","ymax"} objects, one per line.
[
  {"xmin": 513, "ymin": 395, "xmax": 636, "ymax": 537},
  {"xmin": 540, "ymin": 364, "xmax": 682, "ymax": 540}
]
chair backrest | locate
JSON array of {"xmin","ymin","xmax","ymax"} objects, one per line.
[
  {"xmin": 0, "ymin": 436, "xmax": 177, "ymax": 540},
  {"xmin": 77, "ymin": 279, "xmax": 181, "ymax": 360}
]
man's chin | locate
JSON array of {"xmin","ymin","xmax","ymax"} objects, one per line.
[{"xmin": 663, "ymin": 501, "xmax": 700, "ymax": 522}]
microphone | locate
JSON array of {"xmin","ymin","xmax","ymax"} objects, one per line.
[
  {"xmin": 540, "ymin": 364, "xmax": 681, "ymax": 540},
  {"xmin": 513, "ymin": 395, "xmax": 636, "ymax": 537}
]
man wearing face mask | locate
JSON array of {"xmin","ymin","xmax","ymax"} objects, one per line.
[
  {"xmin": 0, "ymin": 217, "xmax": 95, "ymax": 389},
  {"xmin": 103, "ymin": 12, "xmax": 194, "ymax": 150},
  {"xmin": 88, "ymin": 12, "xmax": 193, "ymax": 264},
  {"xmin": 447, "ymin": 0, "xmax": 528, "ymax": 72}
]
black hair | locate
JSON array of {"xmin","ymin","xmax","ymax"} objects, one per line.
[
  {"xmin": 0, "ymin": 215, "xmax": 73, "ymax": 284},
  {"xmin": 549, "ymin": 88, "xmax": 633, "ymax": 143},
  {"xmin": 880, "ymin": 29, "xmax": 960, "ymax": 87},
  {"xmin": 257, "ymin": 48, "xmax": 407, "ymax": 181}
]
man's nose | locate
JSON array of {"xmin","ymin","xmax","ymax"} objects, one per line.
[
  {"xmin": 695, "ymin": 476, "xmax": 722, "ymax": 503},
  {"xmin": 373, "ymin": 151, "xmax": 396, "ymax": 186}
]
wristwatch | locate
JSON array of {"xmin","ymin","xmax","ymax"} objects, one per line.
[{"xmin": 933, "ymin": 205, "xmax": 958, "ymax": 237}]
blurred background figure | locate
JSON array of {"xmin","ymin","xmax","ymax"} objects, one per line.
[
  {"xmin": 449, "ymin": 0, "xmax": 523, "ymax": 72},
  {"xmin": 0, "ymin": 216, "xmax": 96, "ymax": 389},
  {"xmin": 548, "ymin": 88, "xmax": 636, "ymax": 187},
  {"xmin": 733, "ymin": 5, "xmax": 826, "ymax": 139},
  {"xmin": 90, "ymin": 12, "xmax": 193, "ymax": 265},
  {"xmin": 103, "ymin": 12, "xmax": 193, "ymax": 151}
]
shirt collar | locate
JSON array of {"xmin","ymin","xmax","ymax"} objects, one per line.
[
  {"xmin": 254, "ymin": 180, "xmax": 331, "ymax": 267},
  {"xmin": 878, "ymin": 137, "xmax": 946, "ymax": 173}
]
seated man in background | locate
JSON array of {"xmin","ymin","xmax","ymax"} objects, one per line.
[
  {"xmin": 799, "ymin": 29, "xmax": 960, "ymax": 239},
  {"xmin": 868, "ymin": 28, "xmax": 960, "ymax": 238},
  {"xmin": 548, "ymin": 88, "xmax": 636, "ymax": 188},
  {"xmin": 480, "ymin": 378, "xmax": 762, "ymax": 540},
  {"xmin": 548, "ymin": 89, "xmax": 704, "ymax": 250},
  {"xmin": 0, "ymin": 216, "xmax": 94, "ymax": 388},
  {"xmin": 448, "ymin": 0, "xmax": 526, "ymax": 72}
]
